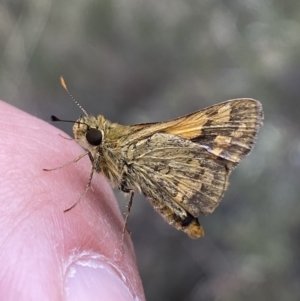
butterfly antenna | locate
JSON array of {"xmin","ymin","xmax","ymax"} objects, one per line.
[{"xmin": 60, "ymin": 76, "xmax": 88, "ymax": 116}]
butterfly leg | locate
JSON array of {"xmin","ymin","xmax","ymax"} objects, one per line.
[
  {"xmin": 118, "ymin": 168, "xmax": 135, "ymax": 251},
  {"xmin": 121, "ymin": 190, "xmax": 134, "ymax": 246},
  {"xmin": 118, "ymin": 161, "xmax": 138, "ymax": 251},
  {"xmin": 43, "ymin": 151, "xmax": 89, "ymax": 171},
  {"xmin": 64, "ymin": 167, "xmax": 95, "ymax": 212},
  {"xmin": 58, "ymin": 133, "xmax": 74, "ymax": 140}
]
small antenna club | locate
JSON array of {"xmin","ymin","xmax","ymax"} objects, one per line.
[{"xmin": 60, "ymin": 76, "xmax": 88, "ymax": 116}]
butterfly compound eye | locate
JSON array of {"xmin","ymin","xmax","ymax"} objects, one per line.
[{"xmin": 86, "ymin": 128, "xmax": 103, "ymax": 146}]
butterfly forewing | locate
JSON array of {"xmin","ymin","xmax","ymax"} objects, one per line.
[{"xmin": 126, "ymin": 98, "xmax": 262, "ymax": 166}]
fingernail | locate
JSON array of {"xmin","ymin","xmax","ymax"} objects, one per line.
[{"xmin": 64, "ymin": 258, "xmax": 135, "ymax": 301}]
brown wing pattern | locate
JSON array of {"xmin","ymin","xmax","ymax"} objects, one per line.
[
  {"xmin": 131, "ymin": 133, "xmax": 230, "ymax": 215},
  {"xmin": 127, "ymin": 99, "xmax": 263, "ymax": 167},
  {"xmin": 129, "ymin": 133, "xmax": 231, "ymax": 237}
]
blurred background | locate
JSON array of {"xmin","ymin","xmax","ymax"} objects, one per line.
[{"xmin": 1, "ymin": 0, "xmax": 300, "ymax": 300}]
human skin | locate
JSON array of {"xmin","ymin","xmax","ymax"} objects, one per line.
[{"xmin": 0, "ymin": 101, "xmax": 145, "ymax": 301}]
